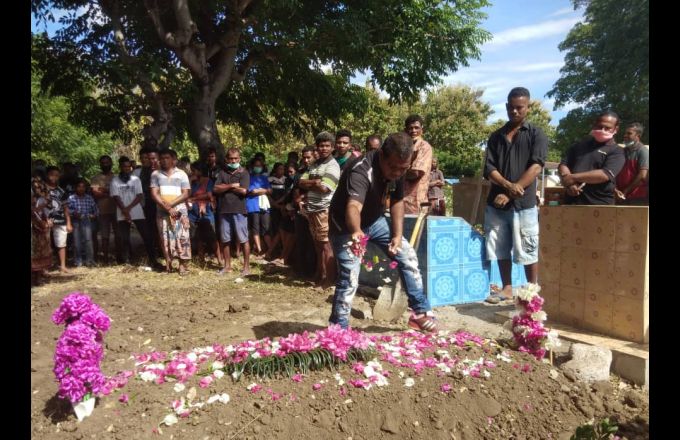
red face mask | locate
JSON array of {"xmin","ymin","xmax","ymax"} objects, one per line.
[{"xmin": 590, "ymin": 129, "xmax": 614, "ymax": 143}]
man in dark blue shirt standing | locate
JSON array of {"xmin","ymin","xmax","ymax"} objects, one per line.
[{"xmin": 483, "ymin": 87, "xmax": 548, "ymax": 303}]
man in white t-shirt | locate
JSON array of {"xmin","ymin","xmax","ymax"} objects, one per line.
[
  {"xmin": 111, "ymin": 156, "xmax": 156, "ymax": 265},
  {"xmin": 151, "ymin": 149, "xmax": 192, "ymax": 274}
]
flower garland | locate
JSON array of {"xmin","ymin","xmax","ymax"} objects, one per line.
[
  {"xmin": 52, "ymin": 292, "xmax": 111, "ymax": 404},
  {"xmin": 503, "ymin": 284, "xmax": 560, "ymax": 360}
]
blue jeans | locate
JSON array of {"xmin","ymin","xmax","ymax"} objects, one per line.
[
  {"xmin": 72, "ymin": 218, "xmax": 94, "ymax": 266},
  {"xmin": 329, "ymin": 216, "xmax": 431, "ymax": 328}
]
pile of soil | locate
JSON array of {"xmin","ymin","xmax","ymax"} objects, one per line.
[{"xmin": 30, "ymin": 264, "xmax": 649, "ymax": 439}]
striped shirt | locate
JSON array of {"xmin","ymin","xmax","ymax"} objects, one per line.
[{"xmin": 302, "ymin": 155, "xmax": 341, "ymax": 212}]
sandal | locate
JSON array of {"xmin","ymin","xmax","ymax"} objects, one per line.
[
  {"xmin": 485, "ymin": 293, "xmax": 513, "ymax": 304},
  {"xmin": 408, "ymin": 313, "xmax": 438, "ymax": 333}
]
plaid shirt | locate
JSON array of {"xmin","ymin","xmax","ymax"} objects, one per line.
[{"xmin": 68, "ymin": 193, "xmax": 99, "ymax": 219}]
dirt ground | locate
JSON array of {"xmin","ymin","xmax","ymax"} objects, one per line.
[{"xmin": 30, "ymin": 260, "xmax": 649, "ymax": 440}]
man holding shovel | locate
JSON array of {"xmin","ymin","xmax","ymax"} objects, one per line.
[{"xmin": 327, "ymin": 132, "xmax": 437, "ymax": 332}]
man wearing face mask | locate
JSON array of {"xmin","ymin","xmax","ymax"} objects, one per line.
[
  {"xmin": 615, "ymin": 122, "xmax": 649, "ymax": 206},
  {"xmin": 558, "ymin": 111, "xmax": 625, "ymax": 206}
]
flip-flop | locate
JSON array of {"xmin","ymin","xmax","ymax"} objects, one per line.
[{"xmin": 485, "ymin": 293, "xmax": 513, "ymax": 304}]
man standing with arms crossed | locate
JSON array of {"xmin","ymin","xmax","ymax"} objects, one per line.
[
  {"xmin": 403, "ymin": 114, "xmax": 433, "ymax": 215},
  {"xmin": 483, "ymin": 87, "xmax": 548, "ymax": 304}
]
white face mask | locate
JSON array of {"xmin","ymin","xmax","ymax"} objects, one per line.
[{"xmin": 624, "ymin": 140, "xmax": 636, "ymax": 147}]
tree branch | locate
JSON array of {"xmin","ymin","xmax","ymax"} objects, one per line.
[
  {"xmin": 172, "ymin": 0, "xmax": 196, "ymax": 46},
  {"xmin": 143, "ymin": 0, "xmax": 177, "ymax": 49},
  {"xmin": 231, "ymin": 48, "xmax": 277, "ymax": 82}
]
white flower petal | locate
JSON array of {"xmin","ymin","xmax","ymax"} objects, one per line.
[{"xmin": 161, "ymin": 414, "xmax": 178, "ymax": 426}]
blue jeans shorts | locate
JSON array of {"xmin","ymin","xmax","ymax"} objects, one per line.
[
  {"xmin": 219, "ymin": 213, "xmax": 249, "ymax": 244},
  {"xmin": 484, "ymin": 205, "xmax": 539, "ymax": 265}
]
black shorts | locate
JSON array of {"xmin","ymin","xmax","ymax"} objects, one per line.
[
  {"xmin": 248, "ymin": 211, "xmax": 271, "ymax": 236},
  {"xmin": 191, "ymin": 217, "xmax": 217, "ymax": 246}
]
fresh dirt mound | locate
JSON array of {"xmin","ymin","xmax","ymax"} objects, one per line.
[{"xmin": 31, "ymin": 264, "xmax": 649, "ymax": 439}]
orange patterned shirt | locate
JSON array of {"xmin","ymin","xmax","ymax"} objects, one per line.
[{"xmin": 403, "ymin": 138, "xmax": 433, "ymax": 214}]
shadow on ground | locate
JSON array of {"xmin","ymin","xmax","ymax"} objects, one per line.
[
  {"xmin": 449, "ymin": 301, "xmax": 515, "ymax": 325},
  {"xmin": 252, "ymin": 321, "xmax": 399, "ymax": 340},
  {"xmin": 42, "ymin": 394, "xmax": 74, "ymax": 424}
]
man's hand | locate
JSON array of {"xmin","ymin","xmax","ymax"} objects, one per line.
[
  {"xmin": 566, "ymin": 184, "xmax": 582, "ymax": 197},
  {"xmin": 615, "ymin": 188, "xmax": 626, "ymax": 200},
  {"xmin": 66, "ymin": 223, "xmax": 73, "ymax": 233},
  {"xmin": 493, "ymin": 193, "xmax": 510, "ymax": 208},
  {"xmin": 123, "ymin": 209, "xmax": 132, "ymax": 223},
  {"xmin": 387, "ymin": 237, "xmax": 402, "ymax": 257},
  {"xmin": 507, "ymin": 183, "xmax": 525, "ymax": 198},
  {"xmin": 561, "ymin": 174, "xmax": 577, "ymax": 187}
]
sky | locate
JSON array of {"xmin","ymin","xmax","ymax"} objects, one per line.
[
  {"xmin": 351, "ymin": 0, "xmax": 585, "ymax": 126},
  {"xmin": 32, "ymin": 1, "xmax": 585, "ymax": 127}
]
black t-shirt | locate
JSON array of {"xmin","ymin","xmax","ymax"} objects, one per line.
[
  {"xmin": 329, "ymin": 150, "xmax": 404, "ymax": 235},
  {"xmin": 215, "ymin": 167, "xmax": 250, "ymax": 214},
  {"xmin": 484, "ymin": 121, "xmax": 548, "ymax": 210},
  {"xmin": 561, "ymin": 137, "xmax": 625, "ymax": 205}
]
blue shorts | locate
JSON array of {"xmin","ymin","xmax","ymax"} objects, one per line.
[
  {"xmin": 484, "ymin": 205, "xmax": 539, "ymax": 265},
  {"xmin": 219, "ymin": 213, "xmax": 249, "ymax": 244}
]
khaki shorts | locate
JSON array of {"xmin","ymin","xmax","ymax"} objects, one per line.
[
  {"xmin": 306, "ymin": 209, "xmax": 330, "ymax": 243},
  {"xmin": 52, "ymin": 224, "xmax": 68, "ymax": 248}
]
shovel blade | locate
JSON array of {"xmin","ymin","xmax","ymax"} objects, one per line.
[{"xmin": 373, "ymin": 280, "xmax": 409, "ymax": 322}]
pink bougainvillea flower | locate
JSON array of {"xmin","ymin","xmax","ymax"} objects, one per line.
[
  {"xmin": 389, "ymin": 260, "xmax": 398, "ymax": 270},
  {"xmin": 521, "ymin": 364, "xmax": 532, "ymax": 373},
  {"xmin": 291, "ymin": 374, "xmax": 303, "ymax": 383},
  {"xmin": 440, "ymin": 383, "xmax": 452, "ymax": 393},
  {"xmin": 119, "ymin": 394, "xmax": 129, "ymax": 404},
  {"xmin": 199, "ymin": 376, "xmax": 214, "ymax": 388},
  {"xmin": 312, "ymin": 383, "xmax": 322, "ymax": 391}
]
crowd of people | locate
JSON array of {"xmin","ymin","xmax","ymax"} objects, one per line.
[
  {"xmin": 30, "ymin": 86, "xmax": 648, "ymax": 331},
  {"xmin": 30, "ymin": 115, "xmax": 447, "ymax": 292}
]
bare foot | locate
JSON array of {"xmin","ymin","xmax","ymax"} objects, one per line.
[
  {"xmin": 217, "ymin": 268, "xmax": 232, "ymax": 275},
  {"xmin": 59, "ymin": 267, "xmax": 70, "ymax": 274},
  {"xmin": 240, "ymin": 269, "xmax": 251, "ymax": 276}
]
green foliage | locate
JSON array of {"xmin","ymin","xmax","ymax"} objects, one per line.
[
  {"xmin": 32, "ymin": 0, "xmax": 492, "ymax": 152},
  {"xmin": 548, "ymin": 0, "xmax": 649, "ymax": 148},
  {"xmin": 570, "ymin": 418, "xmax": 619, "ymax": 440},
  {"xmin": 422, "ymin": 85, "xmax": 492, "ymax": 176},
  {"xmin": 225, "ymin": 347, "xmax": 377, "ymax": 381},
  {"xmin": 31, "ymin": 59, "xmax": 117, "ymax": 179}
]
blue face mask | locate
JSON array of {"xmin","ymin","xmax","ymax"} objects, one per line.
[
  {"xmin": 253, "ymin": 166, "xmax": 263, "ymax": 174},
  {"xmin": 227, "ymin": 162, "xmax": 240, "ymax": 170}
]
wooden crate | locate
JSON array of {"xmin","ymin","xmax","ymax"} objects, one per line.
[{"xmin": 539, "ymin": 206, "xmax": 649, "ymax": 343}]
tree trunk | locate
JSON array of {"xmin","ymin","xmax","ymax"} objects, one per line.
[{"xmin": 189, "ymin": 88, "xmax": 224, "ymax": 161}]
